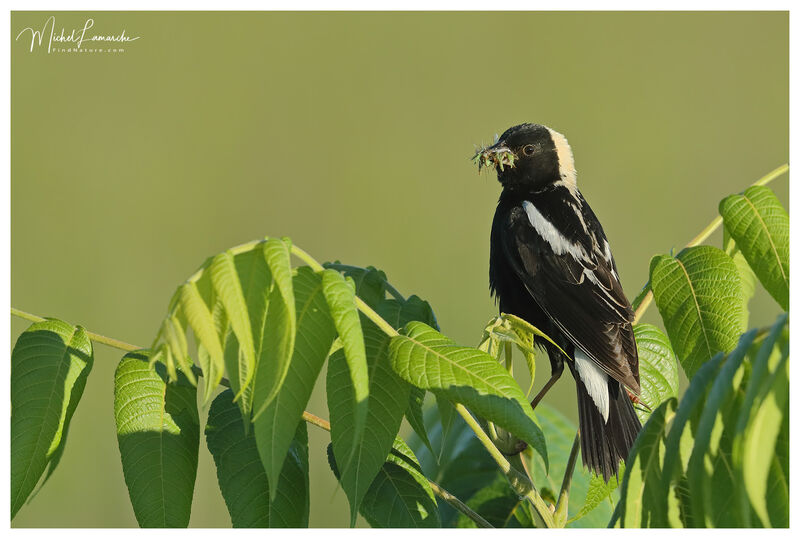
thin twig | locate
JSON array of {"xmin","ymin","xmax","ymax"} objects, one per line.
[
  {"xmin": 633, "ymin": 163, "xmax": 788, "ymax": 324},
  {"xmin": 554, "ymin": 433, "xmax": 581, "ymax": 525}
]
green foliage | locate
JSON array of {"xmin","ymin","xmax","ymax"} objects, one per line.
[
  {"xmin": 328, "ymin": 438, "xmax": 440, "ymax": 527},
  {"xmin": 614, "ymin": 315, "xmax": 789, "ymax": 528},
  {"xmin": 253, "ymin": 266, "xmax": 336, "ymax": 499},
  {"xmin": 720, "ymin": 185, "xmax": 789, "ymax": 310},
  {"xmin": 650, "ymin": 245, "xmax": 745, "ymax": 377},
  {"xmin": 10, "ymin": 320, "xmax": 93, "ymax": 519},
  {"xmin": 390, "ymin": 321, "xmax": 548, "ymax": 468},
  {"xmin": 114, "ymin": 351, "xmax": 199, "ymax": 527},
  {"xmin": 633, "ymin": 324, "xmax": 679, "ymax": 422},
  {"xmin": 206, "ymin": 390, "xmax": 308, "ymax": 527},
  {"xmin": 9, "ymin": 173, "xmax": 789, "ymax": 529}
]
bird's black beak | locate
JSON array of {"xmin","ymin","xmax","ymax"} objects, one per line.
[{"xmin": 472, "ymin": 141, "xmax": 517, "ymax": 172}]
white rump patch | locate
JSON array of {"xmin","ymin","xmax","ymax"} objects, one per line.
[
  {"xmin": 522, "ymin": 201, "xmax": 588, "ymax": 261},
  {"xmin": 546, "ymin": 127, "xmax": 578, "ymax": 196},
  {"xmin": 575, "ymin": 350, "xmax": 610, "ymax": 423}
]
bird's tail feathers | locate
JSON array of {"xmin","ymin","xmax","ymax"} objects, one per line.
[{"xmin": 575, "ymin": 376, "xmax": 641, "ymax": 482}]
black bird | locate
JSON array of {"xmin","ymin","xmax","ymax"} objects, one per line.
[{"xmin": 478, "ymin": 123, "xmax": 641, "ymax": 481}]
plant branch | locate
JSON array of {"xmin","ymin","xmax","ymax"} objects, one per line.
[
  {"xmin": 11, "ymin": 305, "xmax": 489, "ymax": 529},
  {"xmin": 453, "ymin": 403, "xmax": 555, "ymax": 528},
  {"xmin": 554, "ymin": 433, "xmax": 581, "ymax": 524},
  {"xmin": 633, "ymin": 163, "xmax": 788, "ymax": 324}
]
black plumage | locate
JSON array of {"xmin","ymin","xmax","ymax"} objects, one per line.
[{"xmin": 480, "ymin": 123, "xmax": 641, "ymax": 481}]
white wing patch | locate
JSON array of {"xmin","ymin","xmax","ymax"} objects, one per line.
[
  {"xmin": 522, "ymin": 200, "xmax": 588, "ymax": 261},
  {"xmin": 575, "ymin": 350, "xmax": 610, "ymax": 422}
]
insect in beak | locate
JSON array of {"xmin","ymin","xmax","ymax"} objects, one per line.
[{"xmin": 472, "ymin": 141, "xmax": 517, "ymax": 172}]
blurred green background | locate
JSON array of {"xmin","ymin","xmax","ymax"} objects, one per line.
[{"xmin": 11, "ymin": 11, "xmax": 787, "ymax": 527}]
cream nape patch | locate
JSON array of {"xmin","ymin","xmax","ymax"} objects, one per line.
[{"xmin": 546, "ymin": 127, "xmax": 577, "ymax": 196}]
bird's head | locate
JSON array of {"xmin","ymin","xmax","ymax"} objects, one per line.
[{"xmin": 473, "ymin": 123, "xmax": 577, "ymax": 194}]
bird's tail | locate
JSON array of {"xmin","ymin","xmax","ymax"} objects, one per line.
[{"xmin": 575, "ymin": 376, "xmax": 641, "ymax": 482}]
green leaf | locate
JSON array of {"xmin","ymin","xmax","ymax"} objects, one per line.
[
  {"xmin": 328, "ymin": 438, "xmax": 440, "ymax": 528},
  {"xmin": 329, "ymin": 298, "xmax": 434, "ymax": 526},
  {"xmin": 657, "ymin": 350, "xmax": 727, "ymax": 507},
  {"xmin": 251, "ymin": 238, "xmax": 297, "ymax": 418},
  {"xmin": 210, "ymin": 251, "xmax": 256, "ymax": 401},
  {"xmin": 649, "ymin": 245, "xmax": 744, "ymax": 377},
  {"xmin": 765, "ymin": 409, "xmax": 789, "ymax": 528},
  {"xmin": 686, "ymin": 329, "xmax": 758, "ymax": 526},
  {"xmin": 390, "ymin": 321, "xmax": 548, "ymax": 469},
  {"xmin": 456, "ymin": 476, "xmax": 527, "ymax": 528},
  {"xmin": 253, "ymin": 267, "xmax": 337, "ymax": 501},
  {"xmin": 732, "ymin": 315, "xmax": 788, "ymax": 526},
  {"xmin": 179, "ymin": 281, "xmax": 224, "ymax": 402},
  {"xmin": 633, "ymin": 324, "xmax": 679, "ymax": 423},
  {"xmin": 719, "ymin": 185, "xmax": 789, "ymax": 310},
  {"xmin": 616, "ymin": 398, "xmax": 676, "ymax": 528},
  {"xmin": 205, "ymin": 389, "xmax": 308, "ymax": 527},
  {"xmin": 435, "ymin": 392, "xmax": 457, "ymax": 461},
  {"xmin": 11, "ymin": 320, "xmax": 93, "ymax": 519},
  {"xmin": 723, "ymin": 229, "xmax": 757, "ymax": 330},
  {"xmin": 406, "ymin": 386, "xmax": 434, "ymax": 456},
  {"xmin": 741, "ymin": 338, "xmax": 788, "ymax": 526},
  {"xmin": 114, "ymin": 351, "xmax": 199, "ymax": 527},
  {"xmin": 573, "ymin": 469, "xmax": 622, "ymax": 524},
  {"xmin": 321, "ymin": 269, "xmax": 369, "ymax": 471},
  {"xmin": 325, "ymin": 263, "xmax": 390, "ymax": 306},
  {"xmin": 220, "ymin": 247, "xmax": 270, "ymax": 419}
]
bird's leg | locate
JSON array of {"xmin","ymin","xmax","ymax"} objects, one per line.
[{"xmin": 530, "ymin": 354, "xmax": 564, "ymax": 410}]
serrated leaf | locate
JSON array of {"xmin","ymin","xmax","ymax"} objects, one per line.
[
  {"xmin": 11, "ymin": 320, "xmax": 93, "ymax": 519},
  {"xmin": 723, "ymin": 229, "xmax": 756, "ymax": 330},
  {"xmin": 114, "ymin": 351, "xmax": 199, "ymax": 527},
  {"xmin": 390, "ymin": 321, "xmax": 547, "ymax": 469},
  {"xmin": 617, "ymin": 398, "xmax": 676, "ymax": 528},
  {"xmin": 649, "ymin": 245, "xmax": 744, "ymax": 377},
  {"xmin": 686, "ymin": 329, "xmax": 757, "ymax": 526},
  {"xmin": 218, "ymin": 247, "xmax": 271, "ymax": 419},
  {"xmin": 328, "ymin": 438, "xmax": 440, "ymax": 528},
  {"xmin": 321, "ymin": 269, "xmax": 369, "ymax": 486},
  {"xmin": 179, "ymin": 281, "xmax": 224, "ymax": 402},
  {"xmin": 210, "ymin": 251, "xmax": 256, "ymax": 402},
  {"xmin": 573, "ymin": 469, "xmax": 622, "ymax": 524},
  {"xmin": 634, "ymin": 324, "xmax": 679, "ymax": 423},
  {"xmin": 253, "ymin": 267, "xmax": 337, "ymax": 501},
  {"xmin": 251, "ymin": 238, "xmax": 297, "ymax": 418},
  {"xmin": 719, "ymin": 185, "xmax": 789, "ymax": 310},
  {"xmin": 163, "ymin": 312, "xmax": 196, "ymax": 386},
  {"xmin": 205, "ymin": 390, "xmax": 308, "ymax": 527},
  {"xmin": 329, "ymin": 298, "xmax": 434, "ymax": 526}
]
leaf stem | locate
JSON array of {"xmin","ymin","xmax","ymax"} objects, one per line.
[
  {"xmin": 453, "ymin": 403, "xmax": 555, "ymax": 528},
  {"xmin": 633, "ymin": 163, "xmax": 788, "ymax": 324},
  {"xmin": 11, "ymin": 307, "xmax": 139, "ymax": 352}
]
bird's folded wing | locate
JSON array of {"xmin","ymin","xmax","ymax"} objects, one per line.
[{"xmin": 502, "ymin": 206, "xmax": 640, "ymax": 393}]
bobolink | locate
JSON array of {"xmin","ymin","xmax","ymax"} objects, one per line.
[{"xmin": 478, "ymin": 123, "xmax": 641, "ymax": 481}]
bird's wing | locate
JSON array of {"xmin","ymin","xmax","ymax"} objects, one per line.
[{"xmin": 501, "ymin": 202, "xmax": 640, "ymax": 393}]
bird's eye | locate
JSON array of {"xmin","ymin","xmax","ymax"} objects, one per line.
[{"xmin": 523, "ymin": 145, "xmax": 536, "ymax": 156}]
